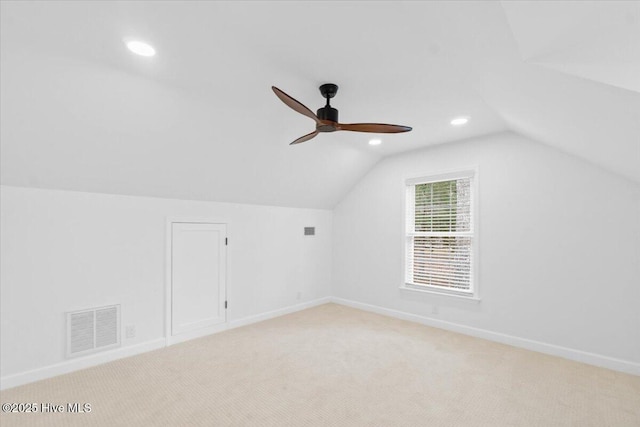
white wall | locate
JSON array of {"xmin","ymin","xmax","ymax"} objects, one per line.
[
  {"xmin": 0, "ymin": 186, "xmax": 332, "ymax": 384},
  {"xmin": 2, "ymin": 131, "xmax": 639, "ymax": 387},
  {"xmin": 332, "ymin": 132, "xmax": 640, "ymax": 369}
]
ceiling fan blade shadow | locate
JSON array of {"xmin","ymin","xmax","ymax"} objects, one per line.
[
  {"xmin": 290, "ymin": 130, "xmax": 319, "ymax": 145},
  {"xmin": 272, "ymin": 86, "xmax": 321, "ymax": 124},
  {"xmin": 337, "ymin": 123, "xmax": 412, "ymax": 133}
]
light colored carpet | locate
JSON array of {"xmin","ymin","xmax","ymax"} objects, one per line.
[{"xmin": 1, "ymin": 303, "xmax": 639, "ymax": 426}]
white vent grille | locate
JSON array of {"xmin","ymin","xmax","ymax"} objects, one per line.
[
  {"xmin": 67, "ymin": 305, "xmax": 120, "ymax": 357},
  {"xmin": 69, "ymin": 311, "xmax": 94, "ymax": 354}
]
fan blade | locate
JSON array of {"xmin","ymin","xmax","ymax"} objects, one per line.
[
  {"xmin": 272, "ymin": 86, "xmax": 321, "ymax": 124},
  {"xmin": 290, "ymin": 130, "xmax": 319, "ymax": 145},
  {"xmin": 337, "ymin": 123, "xmax": 412, "ymax": 133}
]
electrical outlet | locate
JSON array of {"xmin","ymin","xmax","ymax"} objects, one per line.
[
  {"xmin": 125, "ymin": 325, "xmax": 136, "ymax": 339},
  {"xmin": 296, "ymin": 291, "xmax": 302, "ymax": 300}
]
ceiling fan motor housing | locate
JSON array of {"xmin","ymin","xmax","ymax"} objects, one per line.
[{"xmin": 316, "ymin": 106, "xmax": 338, "ymax": 123}]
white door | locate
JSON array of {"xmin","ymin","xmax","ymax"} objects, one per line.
[{"xmin": 171, "ymin": 222, "xmax": 226, "ymax": 336}]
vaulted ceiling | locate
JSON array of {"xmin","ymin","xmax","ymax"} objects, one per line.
[{"xmin": 1, "ymin": 1, "xmax": 638, "ymax": 209}]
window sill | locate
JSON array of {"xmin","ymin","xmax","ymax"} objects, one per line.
[{"xmin": 400, "ymin": 285, "xmax": 481, "ymax": 302}]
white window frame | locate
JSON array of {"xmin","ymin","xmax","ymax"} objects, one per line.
[{"xmin": 401, "ymin": 169, "xmax": 479, "ymax": 300}]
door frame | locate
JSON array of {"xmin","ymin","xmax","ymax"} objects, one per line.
[{"xmin": 165, "ymin": 217, "xmax": 228, "ymax": 346}]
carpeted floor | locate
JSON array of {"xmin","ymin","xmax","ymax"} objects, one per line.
[{"xmin": 1, "ymin": 303, "xmax": 639, "ymax": 426}]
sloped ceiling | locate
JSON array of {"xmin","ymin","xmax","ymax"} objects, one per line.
[
  {"xmin": 1, "ymin": 1, "xmax": 638, "ymax": 209},
  {"xmin": 502, "ymin": 1, "xmax": 640, "ymax": 92}
]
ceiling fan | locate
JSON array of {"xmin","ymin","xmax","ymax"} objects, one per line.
[{"xmin": 272, "ymin": 84, "xmax": 412, "ymax": 145}]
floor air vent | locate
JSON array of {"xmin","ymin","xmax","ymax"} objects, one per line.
[{"xmin": 66, "ymin": 305, "xmax": 120, "ymax": 358}]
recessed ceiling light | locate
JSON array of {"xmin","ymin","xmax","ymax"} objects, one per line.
[
  {"xmin": 125, "ymin": 40, "xmax": 156, "ymax": 57},
  {"xmin": 369, "ymin": 139, "xmax": 382, "ymax": 146},
  {"xmin": 450, "ymin": 117, "xmax": 469, "ymax": 126}
]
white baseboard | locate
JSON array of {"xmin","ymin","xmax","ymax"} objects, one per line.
[
  {"xmin": 0, "ymin": 296, "xmax": 332, "ymax": 390},
  {"xmin": 5, "ymin": 295, "xmax": 634, "ymax": 390},
  {"xmin": 166, "ymin": 296, "xmax": 332, "ymax": 346},
  {"xmin": 330, "ymin": 297, "xmax": 640, "ymax": 376},
  {"xmin": 228, "ymin": 296, "xmax": 332, "ymax": 329},
  {"xmin": 0, "ymin": 338, "xmax": 166, "ymax": 391},
  {"xmin": 165, "ymin": 322, "xmax": 232, "ymax": 346}
]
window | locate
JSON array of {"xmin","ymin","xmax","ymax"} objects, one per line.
[{"xmin": 404, "ymin": 171, "xmax": 476, "ymax": 297}]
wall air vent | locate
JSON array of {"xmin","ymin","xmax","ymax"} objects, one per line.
[
  {"xmin": 304, "ymin": 227, "xmax": 315, "ymax": 236},
  {"xmin": 66, "ymin": 305, "xmax": 120, "ymax": 358}
]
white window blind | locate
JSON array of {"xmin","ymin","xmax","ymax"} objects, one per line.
[{"xmin": 405, "ymin": 172, "xmax": 474, "ymax": 295}]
